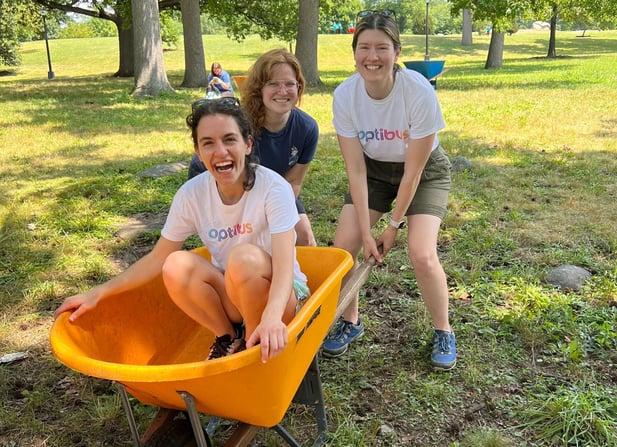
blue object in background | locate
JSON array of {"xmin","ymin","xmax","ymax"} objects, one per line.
[{"xmin": 403, "ymin": 60, "xmax": 446, "ymax": 88}]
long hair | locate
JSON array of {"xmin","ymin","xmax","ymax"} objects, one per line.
[
  {"xmin": 186, "ymin": 99, "xmax": 258, "ymax": 191},
  {"xmin": 241, "ymin": 48, "xmax": 306, "ymax": 137},
  {"xmin": 210, "ymin": 62, "xmax": 222, "ymax": 76},
  {"xmin": 352, "ymin": 14, "xmax": 402, "ymax": 73}
]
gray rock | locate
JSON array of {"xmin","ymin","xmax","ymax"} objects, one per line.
[
  {"xmin": 379, "ymin": 424, "xmax": 395, "ymax": 436},
  {"xmin": 451, "ymin": 156, "xmax": 473, "ymax": 172},
  {"xmin": 545, "ymin": 265, "xmax": 591, "ymax": 291},
  {"xmin": 137, "ymin": 161, "xmax": 189, "ymax": 179}
]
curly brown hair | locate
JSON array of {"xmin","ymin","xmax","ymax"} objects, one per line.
[{"xmin": 240, "ymin": 48, "xmax": 306, "ymax": 138}]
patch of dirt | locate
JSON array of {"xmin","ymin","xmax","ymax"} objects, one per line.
[{"xmin": 0, "ymin": 213, "xmax": 529, "ymax": 446}]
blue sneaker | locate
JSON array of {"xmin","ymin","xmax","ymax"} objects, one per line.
[
  {"xmin": 322, "ymin": 319, "xmax": 364, "ymax": 357},
  {"xmin": 431, "ymin": 330, "xmax": 457, "ymax": 371}
]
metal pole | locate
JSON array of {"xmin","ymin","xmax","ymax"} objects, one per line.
[
  {"xmin": 424, "ymin": 0, "xmax": 430, "ymax": 61},
  {"xmin": 41, "ymin": 11, "xmax": 55, "ymax": 80}
]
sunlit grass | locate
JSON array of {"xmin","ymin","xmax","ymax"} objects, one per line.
[{"xmin": 1, "ymin": 29, "xmax": 616, "ymax": 446}]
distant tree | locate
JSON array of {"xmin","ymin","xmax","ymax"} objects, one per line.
[
  {"xmin": 88, "ymin": 17, "xmax": 118, "ymax": 37},
  {"xmin": 131, "ymin": 0, "xmax": 174, "ymax": 97},
  {"xmin": 526, "ymin": 0, "xmax": 617, "ymax": 58},
  {"xmin": 0, "ymin": 0, "xmax": 20, "ymax": 66},
  {"xmin": 0, "ymin": 0, "xmax": 45, "ymax": 66},
  {"xmin": 59, "ymin": 20, "xmax": 95, "ymax": 38},
  {"xmin": 33, "ymin": 0, "xmax": 134, "ymax": 76},
  {"xmin": 318, "ymin": 0, "xmax": 362, "ymax": 33},
  {"xmin": 450, "ymin": 0, "xmax": 522, "ymax": 68},
  {"xmin": 179, "ymin": 0, "xmax": 206, "ymax": 88},
  {"xmin": 159, "ymin": 9, "xmax": 182, "ymax": 48},
  {"xmin": 296, "ymin": 0, "xmax": 320, "ymax": 86},
  {"xmin": 462, "ymin": 9, "xmax": 473, "ymax": 45}
]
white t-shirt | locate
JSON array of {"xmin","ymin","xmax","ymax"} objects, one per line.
[
  {"xmin": 162, "ymin": 165, "xmax": 306, "ymax": 282},
  {"xmin": 332, "ymin": 69, "xmax": 445, "ymax": 163}
]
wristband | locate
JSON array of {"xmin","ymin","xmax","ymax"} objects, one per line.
[{"xmin": 389, "ymin": 217, "xmax": 404, "ymax": 229}]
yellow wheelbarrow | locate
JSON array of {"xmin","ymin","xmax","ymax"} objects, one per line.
[{"xmin": 50, "ymin": 246, "xmax": 358, "ymax": 446}]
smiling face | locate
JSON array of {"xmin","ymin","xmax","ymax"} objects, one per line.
[
  {"xmin": 261, "ymin": 63, "xmax": 299, "ymax": 117},
  {"xmin": 194, "ymin": 113, "xmax": 253, "ymax": 200},
  {"xmin": 354, "ymin": 28, "xmax": 400, "ymax": 87}
]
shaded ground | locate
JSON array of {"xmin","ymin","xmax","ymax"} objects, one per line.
[
  {"xmin": 0, "ymin": 216, "xmax": 545, "ymax": 446},
  {"xmin": 3, "ymin": 210, "xmax": 615, "ymax": 446}
]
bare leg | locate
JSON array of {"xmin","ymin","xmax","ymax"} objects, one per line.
[
  {"xmin": 161, "ymin": 251, "xmax": 240, "ymax": 337},
  {"xmin": 407, "ymin": 214, "xmax": 451, "ymax": 332},
  {"xmin": 224, "ymin": 244, "xmax": 296, "ymax": 338}
]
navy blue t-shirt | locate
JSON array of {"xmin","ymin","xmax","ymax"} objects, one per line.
[{"xmin": 253, "ymin": 108, "xmax": 318, "ymax": 175}]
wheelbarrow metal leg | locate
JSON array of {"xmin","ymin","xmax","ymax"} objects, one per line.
[
  {"xmin": 292, "ymin": 355, "xmax": 328, "ymax": 445},
  {"xmin": 116, "ymin": 382, "xmax": 144, "ymax": 447},
  {"xmin": 179, "ymin": 391, "xmax": 210, "ymax": 447},
  {"xmin": 273, "ymin": 424, "xmax": 302, "ymax": 447},
  {"xmin": 309, "ymin": 357, "xmax": 328, "ymax": 443}
]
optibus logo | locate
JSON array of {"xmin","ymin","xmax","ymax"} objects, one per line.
[
  {"xmin": 208, "ymin": 223, "xmax": 253, "ymax": 242},
  {"xmin": 357, "ymin": 128, "xmax": 409, "ymax": 143}
]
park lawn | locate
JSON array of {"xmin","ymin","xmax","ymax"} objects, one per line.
[{"xmin": 0, "ymin": 29, "xmax": 616, "ymax": 446}]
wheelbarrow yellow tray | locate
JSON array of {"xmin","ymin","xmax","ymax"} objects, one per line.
[{"xmin": 50, "ymin": 246, "xmax": 353, "ymax": 444}]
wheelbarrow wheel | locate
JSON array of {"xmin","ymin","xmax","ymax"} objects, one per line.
[{"xmin": 144, "ymin": 416, "xmax": 212, "ymax": 447}]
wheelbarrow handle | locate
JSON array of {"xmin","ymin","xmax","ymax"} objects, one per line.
[{"xmin": 332, "ymin": 255, "xmax": 377, "ymax": 324}]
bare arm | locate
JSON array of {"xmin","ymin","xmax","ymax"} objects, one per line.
[
  {"xmin": 283, "ymin": 162, "xmax": 310, "ymax": 199},
  {"xmin": 378, "ymin": 134, "xmax": 435, "ymax": 255},
  {"xmin": 338, "ymin": 134, "xmax": 381, "ymax": 260},
  {"xmin": 54, "ymin": 237, "xmax": 185, "ymax": 322},
  {"xmin": 248, "ymin": 229, "xmax": 296, "ymax": 362}
]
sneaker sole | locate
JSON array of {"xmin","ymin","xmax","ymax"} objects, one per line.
[
  {"xmin": 320, "ymin": 330, "xmax": 364, "ymax": 358},
  {"xmin": 320, "ymin": 345, "xmax": 349, "ymax": 358},
  {"xmin": 432, "ymin": 359, "xmax": 456, "ymax": 371}
]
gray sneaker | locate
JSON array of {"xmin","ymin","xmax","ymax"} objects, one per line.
[{"xmin": 322, "ymin": 318, "xmax": 364, "ymax": 357}]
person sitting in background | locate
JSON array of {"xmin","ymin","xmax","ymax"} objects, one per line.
[
  {"xmin": 54, "ymin": 97, "xmax": 308, "ymax": 363},
  {"xmin": 190, "ymin": 49, "xmax": 319, "ymax": 247},
  {"xmin": 207, "ymin": 62, "xmax": 234, "ymax": 97}
]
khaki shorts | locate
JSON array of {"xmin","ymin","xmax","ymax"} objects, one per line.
[{"xmin": 344, "ymin": 146, "xmax": 451, "ymax": 219}]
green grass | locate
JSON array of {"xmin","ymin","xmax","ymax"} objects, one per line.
[{"xmin": 1, "ymin": 30, "xmax": 616, "ymax": 446}]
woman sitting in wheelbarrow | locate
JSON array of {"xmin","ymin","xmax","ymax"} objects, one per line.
[{"xmin": 54, "ymin": 97, "xmax": 309, "ymax": 364}]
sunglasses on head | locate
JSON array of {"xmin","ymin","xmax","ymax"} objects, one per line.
[
  {"xmin": 191, "ymin": 96, "xmax": 240, "ymax": 112},
  {"xmin": 356, "ymin": 9, "xmax": 396, "ymax": 22}
]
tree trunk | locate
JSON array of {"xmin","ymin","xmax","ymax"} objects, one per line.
[
  {"xmin": 461, "ymin": 9, "xmax": 473, "ymax": 46},
  {"xmin": 114, "ymin": 15, "xmax": 134, "ymax": 77},
  {"xmin": 484, "ymin": 31, "xmax": 504, "ymax": 69},
  {"xmin": 547, "ymin": 5, "xmax": 558, "ymax": 58},
  {"xmin": 295, "ymin": 0, "xmax": 321, "ymax": 87},
  {"xmin": 131, "ymin": 0, "xmax": 174, "ymax": 97},
  {"xmin": 179, "ymin": 0, "xmax": 207, "ymax": 88}
]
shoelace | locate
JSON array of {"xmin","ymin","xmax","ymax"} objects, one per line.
[
  {"xmin": 435, "ymin": 333, "xmax": 451, "ymax": 353},
  {"xmin": 332, "ymin": 321, "xmax": 353, "ymax": 341},
  {"xmin": 208, "ymin": 335, "xmax": 234, "ymax": 359}
]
